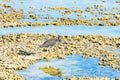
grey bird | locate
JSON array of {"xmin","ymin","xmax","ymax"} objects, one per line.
[{"xmin": 40, "ymin": 35, "xmax": 63, "ymax": 48}]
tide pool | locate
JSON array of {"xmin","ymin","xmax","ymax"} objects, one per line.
[{"xmin": 16, "ymin": 54, "xmax": 120, "ymax": 80}]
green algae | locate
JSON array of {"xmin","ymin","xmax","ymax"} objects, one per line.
[{"xmin": 39, "ymin": 66, "xmax": 62, "ymax": 77}]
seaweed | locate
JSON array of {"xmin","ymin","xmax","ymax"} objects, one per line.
[{"xmin": 39, "ymin": 66, "xmax": 62, "ymax": 77}]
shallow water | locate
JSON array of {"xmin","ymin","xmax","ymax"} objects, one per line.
[
  {"xmin": 0, "ymin": 0, "xmax": 120, "ymax": 23},
  {"xmin": 16, "ymin": 54, "xmax": 120, "ymax": 80},
  {"xmin": 1, "ymin": 0, "xmax": 120, "ymax": 79},
  {"xmin": 113, "ymin": 48, "xmax": 120, "ymax": 54},
  {"xmin": 0, "ymin": 25, "xmax": 120, "ymax": 37}
]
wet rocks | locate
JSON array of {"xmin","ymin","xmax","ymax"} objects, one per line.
[
  {"xmin": 29, "ymin": 14, "xmax": 38, "ymax": 20},
  {"xmin": 116, "ymin": 0, "xmax": 120, "ymax": 3},
  {"xmin": 66, "ymin": 77, "xmax": 111, "ymax": 80},
  {"xmin": 50, "ymin": 7, "xmax": 68, "ymax": 11},
  {"xmin": 0, "ymin": 0, "xmax": 120, "ymax": 79},
  {"xmin": 2, "ymin": 0, "xmax": 10, "ymax": 2},
  {"xmin": 0, "ymin": 33, "xmax": 120, "ymax": 79},
  {"xmin": 0, "ymin": 0, "xmax": 120, "ymax": 28}
]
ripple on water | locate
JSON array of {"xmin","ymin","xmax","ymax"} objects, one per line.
[{"xmin": 16, "ymin": 54, "xmax": 120, "ymax": 80}]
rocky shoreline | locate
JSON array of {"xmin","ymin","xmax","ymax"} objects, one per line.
[
  {"xmin": 0, "ymin": 33, "xmax": 120, "ymax": 79},
  {"xmin": 66, "ymin": 76, "xmax": 120, "ymax": 80},
  {"xmin": 0, "ymin": 0, "xmax": 120, "ymax": 28},
  {"xmin": 0, "ymin": 0, "xmax": 120, "ymax": 79}
]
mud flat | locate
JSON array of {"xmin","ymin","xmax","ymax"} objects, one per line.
[{"xmin": 0, "ymin": 33, "xmax": 120, "ymax": 79}]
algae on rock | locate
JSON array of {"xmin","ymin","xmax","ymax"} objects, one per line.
[{"xmin": 39, "ymin": 66, "xmax": 62, "ymax": 77}]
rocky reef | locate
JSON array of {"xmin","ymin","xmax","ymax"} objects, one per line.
[
  {"xmin": 0, "ymin": 0, "xmax": 120, "ymax": 28},
  {"xmin": 0, "ymin": 33, "xmax": 120, "ymax": 79}
]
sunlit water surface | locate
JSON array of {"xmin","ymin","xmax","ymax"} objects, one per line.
[{"xmin": 16, "ymin": 55, "xmax": 120, "ymax": 80}]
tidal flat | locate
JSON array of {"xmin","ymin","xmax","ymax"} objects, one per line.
[{"xmin": 0, "ymin": 0, "xmax": 120, "ymax": 80}]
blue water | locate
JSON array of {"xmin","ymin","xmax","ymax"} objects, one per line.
[
  {"xmin": 16, "ymin": 54, "xmax": 120, "ymax": 80},
  {"xmin": 113, "ymin": 48, "xmax": 120, "ymax": 54},
  {"xmin": 1, "ymin": 0, "xmax": 120, "ymax": 79},
  {"xmin": 1, "ymin": 0, "xmax": 120, "ymax": 37},
  {"xmin": 0, "ymin": 26, "xmax": 120, "ymax": 37},
  {"xmin": 1, "ymin": 0, "xmax": 120, "ymax": 23}
]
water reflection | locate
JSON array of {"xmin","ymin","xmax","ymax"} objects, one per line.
[{"xmin": 16, "ymin": 54, "xmax": 120, "ymax": 80}]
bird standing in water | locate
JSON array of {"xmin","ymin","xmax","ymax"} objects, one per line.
[{"xmin": 40, "ymin": 35, "xmax": 63, "ymax": 67}]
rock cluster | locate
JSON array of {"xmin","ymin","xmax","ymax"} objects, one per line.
[
  {"xmin": 0, "ymin": 33, "xmax": 120, "ymax": 79},
  {"xmin": 0, "ymin": 0, "xmax": 120, "ymax": 28},
  {"xmin": 116, "ymin": 0, "xmax": 120, "ymax": 3},
  {"xmin": 66, "ymin": 76, "xmax": 120, "ymax": 80},
  {"xmin": 0, "ymin": 0, "xmax": 120, "ymax": 79}
]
